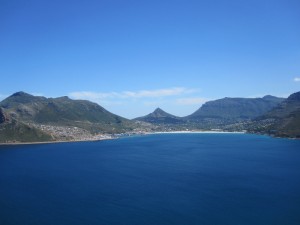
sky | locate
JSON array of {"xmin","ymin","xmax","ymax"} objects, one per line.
[{"xmin": 1, "ymin": 0, "xmax": 300, "ymax": 118}]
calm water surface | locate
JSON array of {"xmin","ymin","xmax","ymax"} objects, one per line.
[{"xmin": 0, "ymin": 133, "xmax": 300, "ymax": 225}]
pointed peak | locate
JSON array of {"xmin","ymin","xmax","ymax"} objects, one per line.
[
  {"xmin": 0, "ymin": 91, "xmax": 46, "ymax": 108},
  {"xmin": 153, "ymin": 107, "xmax": 164, "ymax": 113},
  {"xmin": 149, "ymin": 107, "xmax": 178, "ymax": 118}
]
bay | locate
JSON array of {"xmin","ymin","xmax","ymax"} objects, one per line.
[{"xmin": 0, "ymin": 133, "xmax": 300, "ymax": 225}]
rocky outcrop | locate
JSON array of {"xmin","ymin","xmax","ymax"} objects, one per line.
[{"xmin": 0, "ymin": 107, "xmax": 8, "ymax": 124}]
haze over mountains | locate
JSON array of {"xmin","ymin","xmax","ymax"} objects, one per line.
[{"xmin": 0, "ymin": 91, "xmax": 299, "ymax": 143}]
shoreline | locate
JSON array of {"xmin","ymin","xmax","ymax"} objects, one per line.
[
  {"xmin": 0, "ymin": 131, "xmax": 245, "ymax": 146},
  {"xmin": 0, "ymin": 137, "xmax": 116, "ymax": 146},
  {"xmin": 151, "ymin": 131, "xmax": 246, "ymax": 134},
  {"xmin": 5, "ymin": 130, "xmax": 297, "ymax": 146}
]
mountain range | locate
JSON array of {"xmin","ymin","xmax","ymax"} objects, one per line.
[
  {"xmin": 134, "ymin": 93, "xmax": 300, "ymax": 137},
  {"xmin": 134, "ymin": 95, "xmax": 286, "ymax": 129},
  {"xmin": 0, "ymin": 91, "xmax": 299, "ymax": 143},
  {"xmin": 183, "ymin": 95, "xmax": 286, "ymax": 129},
  {"xmin": 0, "ymin": 92, "xmax": 136, "ymax": 143}
]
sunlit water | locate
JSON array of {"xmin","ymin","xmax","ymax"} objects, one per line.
[{"xmin": 1, "ymin": 133, "xmax": 300, "ymax": 225}]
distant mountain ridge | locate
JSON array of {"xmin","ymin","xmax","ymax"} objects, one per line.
[
  {"xmin": 186, "ymin": 95, "xmax": 285, "ymax": 120},
  {"xmin": 134, "ymin": 96, "xmax": 286, "ymax": 129}
]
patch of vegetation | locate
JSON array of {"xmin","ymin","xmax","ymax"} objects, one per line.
[{"xmin": 0, "ymin": 120, "xmax": 53, "ymax": 143}]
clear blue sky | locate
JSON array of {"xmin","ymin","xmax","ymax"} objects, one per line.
[{"xmin": 1, "ymin": 0, "xmax": 300, "ymax": 118}]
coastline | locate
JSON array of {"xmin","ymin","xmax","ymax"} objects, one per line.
[
  {"xmin": 0, "ymin": 131, "xmax": 246, "ymax": 146},
  {"xmin": 151, "ymin": 131, "xmax": 246, "ymax": 134},
  {"xmin": 7, "ymin": 130, "xmax": 294, "ymax": 146},
  {"xmin": 0, "ymin": 137, "xmax": 116, "ymax": 146}
]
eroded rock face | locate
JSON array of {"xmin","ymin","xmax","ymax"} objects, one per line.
[{"xmin": 0, "ymin": 108, "xmax": 8, "ymax": 124}]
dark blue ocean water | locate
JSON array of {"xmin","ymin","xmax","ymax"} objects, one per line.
[{"xmin": 0, "ymin": 133, "xmax": 300, "ymax": 225}]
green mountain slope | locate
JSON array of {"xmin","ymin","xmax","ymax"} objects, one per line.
[
  {"xmin": 0, "ymin": 92, "xmax": 134, "ymax": 134},
  {"xmin": 183, "ymin": 96, "xmax": 285, "ymax": 129},
  {"xmin": 249, "ymin": 91, "xmax": 300, "ymax": 138},
  {"xmin": 0, "ymin": 107, "xmax": 53, "ymax": 143},
  {"xmin": 0, "ymin": 91, "xmax": 138, "ymax": 143}
]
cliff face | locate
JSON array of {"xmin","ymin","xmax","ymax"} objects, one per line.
[{"xmin": 0, "ymin": 108, "xmax": 9, "ymax": 124}]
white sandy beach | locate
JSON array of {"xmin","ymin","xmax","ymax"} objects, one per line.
[{"xmin": 152, "ymin": 131, "xmax": 246, "ymax": 134}]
